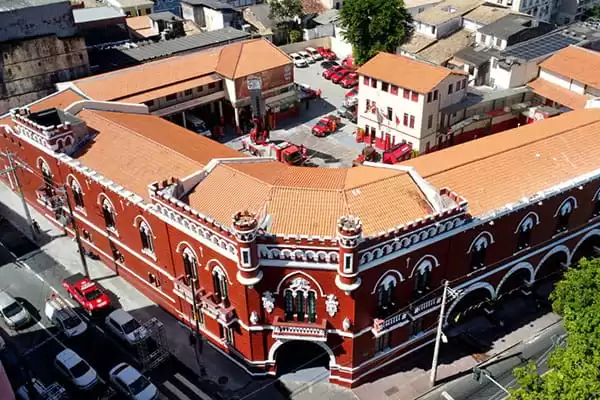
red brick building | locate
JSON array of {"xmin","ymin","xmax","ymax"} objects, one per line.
[{"xmin": 2, "ymin": 92, "xmax": 600, "ymax": 388}]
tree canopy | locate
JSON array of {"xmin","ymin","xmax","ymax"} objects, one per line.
[
  {"xmin": 510, "ymin": 257, "xmax": 600, "ymax": 400},
  {"xmin": 269, "ymin": 0, "xmax": 303, "ymax": 22},
  {"xmin": 338, "ymin": 0, "xmax": 413, "ymax": 65}
]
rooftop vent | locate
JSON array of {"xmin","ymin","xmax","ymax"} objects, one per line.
[{"xmin": 443, "ymin": 6, "xmax": 457, "ymax": 12}]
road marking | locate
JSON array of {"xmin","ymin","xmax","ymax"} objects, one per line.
[
  {"xmin": 23, "ymin": 333, "xmax": 58, "ymax": 356},
  {"xmin": 162, "ymin": 380, "xmax": 193, "ymax": 400},
  {"xmin": 441, "ymin": 391, "xmax": 456, "ymax": 400},
  {"xmin": 173, "ymin": 372, "xmax": 213, "ymax": 400}
]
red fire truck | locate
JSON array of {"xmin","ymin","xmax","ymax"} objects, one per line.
[{"xmin": 241, "ymin": 117, "xmax": 307, "ymax": 165}]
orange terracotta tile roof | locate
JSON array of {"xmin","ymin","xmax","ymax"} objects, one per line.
[
  {"xmin": 120, "ymin": 74, "xmax": 221, "ymax": 104},
  {"xmin": 29, "ymin": 89, "xmax": 87, "ymax": 112},
  {"xmin": 185, "ymin": 163, "xmax": 435, "ymax": 237},
  {"xmin": 126, "ymin": 16, "xmax": 151, "ymax": 31},
  {"xmin": 356, "ymin": 52, "xmax": 466, "ymax": 93},
  {"xmin": 72, "ymin": 38, "xmax": 291, "ymax": 101},
  {"xmin": 540, "ymin": 46, "xmax": 600, "ymax": 89},
  {"xmin": 74, "ymin": 109, "xmax": 206, "ymax": 200},
  {"xmin": 403, "ymin": 108, "xmax": 600, "ymax": 216},
  {"xmin": 528, "ymin": 78, "xmax": 589, "ymax": 110}
]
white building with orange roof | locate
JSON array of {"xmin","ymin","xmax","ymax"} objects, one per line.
[
  {"xmin": 528, "ymin": 46, "xmax": 600, "ymax": 111},
  {"xmin": 356, "ymin": 52, "xmax": 468, "ymax": 155}
]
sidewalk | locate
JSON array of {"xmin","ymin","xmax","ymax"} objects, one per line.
[{"xmin": 0, "ymin": 182, "xmax": 256, "ymax": 396}]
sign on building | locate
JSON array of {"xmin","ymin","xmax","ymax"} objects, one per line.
[{"xmin": 247, "ymin": 75, "xmax": 265, "ymax": 118}]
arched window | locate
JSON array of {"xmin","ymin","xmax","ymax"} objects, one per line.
[
  {"xmin": 39, "ymin": 159, "xmax": 53, "ymax": 188},
  {"xmin": 376, "ymin": 276, "xmax": 396, "ymax": 318},
  {"xmin": 469, "ymin": 233, "xmax": 491, "ymax": 270},
  {"xmin": 413, "ymin": 262, "xmax": 432, "ymax": 297},
  {"xmin": 139, "ymin": 221, "xmax": 154, "ymax": 254},
  {"xmin": 182, "ymin": 248, "xmax": 197, "ymax": 285},
  {"xmin": 592, "ymin": 190, "xmax": 600, "ymax": 218},
  {"xmin": 555, "ymin": 198, "xmax": 575, "ymax": 233},
  {"xmin": 101, "ymin": 198, "xmax": 116, "ymax": 230},
  {"xmin": 70, "ymin": 178, "xmax": 84, "ymax": 209},
  {"xmin": 283, "ymin": 277, "xmax": 317, "ymax": 323},
  {"xmin": 516, "ymin": 214, "xmax": 538, "ymax": 251},
  {"xmin": 212, "ymin": 267, "xmax": 229, "ymax": 306}
]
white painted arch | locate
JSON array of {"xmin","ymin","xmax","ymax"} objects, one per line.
[
  {"xmin": 571, "ymin": 228, "xmax": 600, "ymax": 264},
  {"xmin": 533, "ymin": 245, "xmax": 571, "ymax": 280},
  {"xmin": 467, "ymin": 231, "xmax": 495, "ymax": 254},
  {"xmin": 275, "ymin": 270, "xmax": 325, "ymax": 297},
  {"xmin": 267, "ymin": 339, "xmax": 336, "ymax": 367},
  {"xmin": 514, "ymin": 211, "xmax": 540, "ymax": 234},
  {"xmin": 409, "ymin": 254, "xmax": 440, "ymax": 278},
  {"xmin": 444, "ymin": 281, "xmax": 496, "ymax": 325},
  {"xmin": 176, "ymin": 241, "xmax": 201, "ymax": 259},
  {"xmin": 206, "ymin": 258, "xmax": 233, "ymax": 285},
  {"xmin": 496, "ymin": 262, "xmax": 534, "ymax": 295},
  {"xmin": 553, "ymin": 196, "xmax": 578, "ymax": 217},
  {"xmin": 370, "ymin": 270, "xmax": 405, "ymax": 294}
]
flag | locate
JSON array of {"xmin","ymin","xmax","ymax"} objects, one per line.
[{"xmin": 395, "ymin": 115, "xmax": 400, "ymax": 125}]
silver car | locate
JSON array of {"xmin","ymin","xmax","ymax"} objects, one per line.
[{"xmin": 0, "ymin": 292, "xmax": 30, "ymax": 329}]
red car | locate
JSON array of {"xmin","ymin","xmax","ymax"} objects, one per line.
[
  {"xmin": 331, "ymin": 69, "xmax": 351, "ymax": 84},
  {"xmin": 340, "ymin": 72, "xmax": 358, "ymax": 88},
  {"xmin": 312, "ymin": 115, "xmax": 340, "ymax": 137},
  {"xmin": 322, "ymin": 65, "xmax": 343, "ymax": 79},
  {"xmin": 317, "ymin": 46, "xmax": 337, "ymax": 60},
  {"xmin": 345, "ymin": 87, "xmax": 358, "ymax": 98},
  {"xmin": 62, "ymin": 273, "xmax": 111, "ymax": 314}
]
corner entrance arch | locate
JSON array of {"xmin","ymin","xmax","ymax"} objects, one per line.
[
  {"xmin": 446, "ymin": 282, "xmax": 495, "ymax": 326},
  {"xmin": 534, "ymin": 246, "xmax": 570, "ymax": 283},
  {"xmin": 572, "ymin": 231, "xmax": 600, "ymax": 267},
  {"xmin": 271, "ymin": 340, "xmax": 334, "ymax": 377}
]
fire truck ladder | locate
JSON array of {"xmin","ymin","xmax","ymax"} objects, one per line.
[
  {"xmin": 41, "ymin": 382, "xmax": 68, "ymax": 400},
  {"xmin": 135, "ymin": 317, "xmax": 171, "ymax": 372}
]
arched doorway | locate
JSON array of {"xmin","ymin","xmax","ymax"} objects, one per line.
[
  {"xmin": 534, "ymin": 250, "xmax": 569, "ymax": 283},
  {"xmin": 446, "ymin": 284, "xmax": 495, "ymax": 327},
  {"xmin": 274, "ymin": 340, "xmax": 332, "ymax": 378},
  {"xmin": 572, "ymin": 234, "xmax": 600, "ymax": 267},
  {"xmin": 496, "ymin": 267, "xmax": 533, "ymax": 301}
]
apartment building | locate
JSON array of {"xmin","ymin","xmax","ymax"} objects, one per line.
[{"xmin": 356, "ymin": 52, "xmax": 468, "ymax": 153}]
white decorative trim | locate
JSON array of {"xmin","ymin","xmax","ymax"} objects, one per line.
[
  {"xmin": 593, "ymin": 187, "xmax": 600, "ymax": 202},
  {"xmin": 325, "ymin": 294, "xmax": 339, "ymax": 317},
  {"xmin": 261, "ymin": 291, "xmax": 275, "ymax": 313},
  {"xmin": 257, "ymin": 259, "xmax": 338, "ymax": 270},
  {"xmin": 249, "ymin": 311, "xmax": 259, "ymax": 325},
  {"xmin": 258, "ymin": 245, "xmax": 339, "ymax": 264},
  {"xmin": 514, "ymin": 211, "xmax": 540, "ymax": 234},
  {"xmin": 496, "ymin": 262, "xmax": 534, "ymax": 295},
  {"xmin": 267, "ymin": 339, "xmax": 336, "ymax": 366},
  {"xmin": 445, "ymin": 281, "xmax": 496, "ymax": 324},
  {"xmin": 408, "ymin": 254, "xmax": 440, "ymax": 278},
  {"xmin": 554, "ymin": 196, "xmax": 578, "ymax": 217},
  {"xmin": 274, "ymin": 271, "xmax": 325, "ymax": 297},
  {"xmin": 207, "ymin": 259, "xmax": 233, "ymax": 285},
  {"xmin": 467, "ymin": 231, "xmax": 494, "ymax": 254},
  {"xmin": 533, "ymin": 245, "xmax": 570, "ymax": 279},
  {"xmin": 571, "ymin": 228, "xmax": 600, "ymax": 261},
  {"xmin": 236, "ymin": 270, "xmax": 263, "ymax": 286},
  {"xmin": 370, "ymin": 270, "xmax": 404, "ymax": 294},
  {"xmin": 335, "ymin": 275, "xmax": 362, "ymax": 293},
  {"xmin": 37, "ymin": 156, "xmax": 53, "ymax": 177}
]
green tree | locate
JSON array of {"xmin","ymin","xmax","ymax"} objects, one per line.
[
  {"xmin": 583, "ymin": 5, "xmax": 600, "ymax": 20},
  {"xmin": 289, "ymin": 29, "xmax": 303, "ymax": 43},
  {"xmin": 338, "ymin": 0, "xmax": 413, "ymax": 65},
  {"xmin": 510, "ymin": 258, "xmax": 600, "ymax": 400},
  {"xmin": 269, "ymin": 0, "xmax": 303, "ymax": 22}
]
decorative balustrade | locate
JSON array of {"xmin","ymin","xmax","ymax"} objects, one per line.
[
  {"xmin": 272, "ymin": 316, "xmax": 328, "ymax": 341},
  {"xmin": 201, "ymin": 293, "xmax": 236, "ymax": 326},
  {"xmin": 372, "ymin": 312, "xmax": 409, "ymax": 336},
  {"xmin": 409, "ymin": 296, "xmax": 442, "ymax": 318},
  {"xmin": 172, "ymin": 275, "xmax": 204, "ymax": 305}
]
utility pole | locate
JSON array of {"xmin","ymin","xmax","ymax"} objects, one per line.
[
  {"xmin": 189, "ymin": 274, "xmax": 205, "ymax": 373},
  {"xmin": 5, "ymin": 149, "xmax": 36, "ymax": 239},
  {"xmin": 57, "ymin": 185, "xmax": 89, "ymax": 277},
  {"xmin": 430, "ymin": 280, "xmax": 449, "ymax": 387}
]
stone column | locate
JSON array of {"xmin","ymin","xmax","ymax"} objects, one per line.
[
  {"xmin": 232, "ymin": 210, "xmax": 262, "ymax": 287},
  {"xmin": 335, "ymin": 216, "xmax": 362, "ymax": 294},
  {"xmin": 218, "ymin": 101, "xmax": 223, "ymax": 119}
]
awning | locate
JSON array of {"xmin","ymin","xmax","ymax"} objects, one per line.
[
  {"xmin": 265, "ymin": 90, "xmax": 299, "ymax": 112},
  {"xmin": 527, "ymin": 78, "xmax": 589, "ymax": 110},
  {"xmin": 383, "ymin": 143, "xmax": 412, "ymax": 164}
]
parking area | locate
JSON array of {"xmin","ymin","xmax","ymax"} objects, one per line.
[{"xmin": 226, "ymin": 61, "xmax": 365, "ymax": 168}]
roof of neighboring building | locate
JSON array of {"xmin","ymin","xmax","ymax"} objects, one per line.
[
  {"xmin": 29, "ymin": 88, "xmax": 87, "ymax": 112},
  {"xmin": 400, "ymin": 33, "xmax": 437, "ymax": 54},
  {"xmin": 539, "ymin": 46, "xmax": 600, "ymax": 89},
  {"xmin": 313, "ymin": 9, "xmax": 339, "ymax": 25},
  {"xmin": 463, "ymin": 4, "xmax": 511, "ymax": 24},
  {"xmin": 71, "ymin": 109, "xmax": 242, "ymax": 200},
  {"xmin": 404, "ymin": 0, "xmax": 442, "ymax": 9},
  {"xmin": 416, "ymin": 28, "xmax": 474, "ymax": 65},
  {"xmin": 527, "ymin": 78, "xmax": 590, "ymax": 110},
  {"xmin": 243, "ymin": 3, "xmax": 281, "ymax": 31},
  {"xmin": 413, "ymin": 0, "xmax": 482, "ymax": 25},
  {"xmin": 73, "ymin": 6, "xmax": 125, "ymax": 24},
  {"xmin": 182, "ymin": 0, "xmax": 235, "ymax": 10},
  {"xmin": 148, "ymin": 11, "xmax": 183, "ymax": 21},
  {"xmin": 184, "ymin": 162, "xmax": 436, "ymax": 237},
  {"xmin": 116, "ymin": 27, "xmax": 250, "ymax": 63},
  {"xmin": 357, "ymin": 52, "xmax": 466, "ymax": 93},
  {"xmin": 403, "ymin": 108, "xmax": 600, "ymax": 217},
  {"xmin": 108, "ymin": 0, "xmax": 153, "ymax": 7},
  {"xmin": 478, "ymin": 14, "xmax": 546, "ymax": 40},
  {"xmin": 0, "ymin": 0, "xmax": 63, "ymax": 11},
  {"xmin": 120, "ymin": 74, "xmax": 220, "ymax": 103},
  {"xmin": 453, "ymin": 45, "xmax": 491, "ymax": 66},
  {"xmin": 71, "ymin": 38, "xmax": 289, "ymax": 100},
  {"xmin": 126, "ymin": 15, "xmax": 156, "ymax": 38}
]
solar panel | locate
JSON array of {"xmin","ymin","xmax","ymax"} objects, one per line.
[{"xmin": 503, "ymin": 32, "xmax": 580, "ymax": 61}]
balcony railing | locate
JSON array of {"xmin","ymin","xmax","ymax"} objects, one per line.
[
  {"xmin": 35, "ymin": 186, "xmax": 62, "ymax": 211},
  {"xmin": 201, "ymin": 293, "xmax": 236, "ymax": 326},
  {"xmin": 172, "ymin": 275, "xmax": 204, "ymax": 305},
  {"xmin": 372, "ymin": 312, "xmax": 409, "ymax": 336},
  {"xmin": 409, "ymin": 296, "xmax": 442, "ymax": 318},
  {"xmin": 272, "ymin": 316, "xmax": 328, "ymax": 341}
]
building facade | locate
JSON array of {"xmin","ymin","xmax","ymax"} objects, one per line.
[{"xmin": 1, "ymin": 92, "xmax": 600, "ymax": 388}]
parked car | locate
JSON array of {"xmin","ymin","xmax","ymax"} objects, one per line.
[
  {"xmin": 320, "ymin": 60, "xmax": 339, "ymax": 69},
  {"xmin": 296, "ymin": 83, "xmax": 318, "ymax": 100},
  {"xmin": 44, "ymin": 294, "xmax": 87, "ymax": 338},
  {"xmin": 54, "ymin": 349, "xmax": 98, "ymax": 390},
  {"xmin": 317, "ymin": 46, "xmax": 337, "ymax": 60},
  {"xmin": 312, "ymin": 115, "xmax": 340, "ymax": 137},
  {"xmin": 109, "ymin": 363, "xmax": 158, "ymax": 400},
  {"xmin": 340, "ymin": 72, "xmax": 359, "ymax": 88},
  {"xmin": 305, "ymin": 47, "xmax": 323, "ymax": 61},
  {"xmin": 345, "ymin": 87, "xmax": 359, "ymax": 98},
  {"xmin": 298, "ymin": 50, "xmax": 315, "ymax": 63},
  {"xmin": 331, "ymin": 69, "xmax": 351, "ymax": 84},
  {"xmin": 322, "ymin": 65, "xmax": 343, "ymax": 79},
  {"xmin": 0, "ymin": 292, "xmax": 30, "ymax": 329},
  {"xmin": 105, "ymin": 309, "xmax": 148, "ymax": 345},
  {"xmin": 185, "ymin": 114, "xmax": 211, "ymax": 137},
  {"xmin": 290, "ymin": 52, "xmax": 308, "ymax": 68},
  {"xmin": 62, "ymin": 274, "xmax": 111, "ymax": 315}
]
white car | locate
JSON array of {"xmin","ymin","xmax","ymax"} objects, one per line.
[
  {"xmin": 44, "ymin": 295, "xmax": 87, "ymax": 338},
  {"xmin": 0, "ymin": 292, "xmax": 30, "ymax": 329},
  {"xmin": 290, "ymin": 52, "xmax": 308, "ymax": 68},
  {"xmin": 54, "ymin": 349, "xmax": 98, "ymax": 390},
  {"xmin": 105, "ymin": 309, "xmax": 148, "ymax": 345},
  {"xmin": 298, "ymin": 50, "xmax": 315, "ymax": 63},
  {"xmin": 305, "ymin": 47, "xmax": 323, "ymax": 61},
  {"xmin": 109, "ymin": 363, "xmax": 158, "ymax": 400}
]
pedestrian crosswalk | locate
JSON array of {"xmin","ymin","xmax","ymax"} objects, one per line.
[{"xmin": 159, "ymin": 372, "xmax": 214, "ymax": 400}]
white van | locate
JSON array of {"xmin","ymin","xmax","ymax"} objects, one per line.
[
  {"xmin": 44, "ymin": 295, "xmax": 87, "ymax": 337},
  {"xmin": 0, "ymin": 292, "xmax": 30, "ymax": 329},
  {"xmin": 185, "ymin": 114, "xmax": 211, "ymax": 137}
]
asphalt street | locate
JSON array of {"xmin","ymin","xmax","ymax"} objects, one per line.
[
  {"xmin": 420, "ymin": 320, "xmax": 563, "ymax": 400},
  {"xmin": 0, "ymin": 218, "xmax": 222, "ymax": 400}
]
